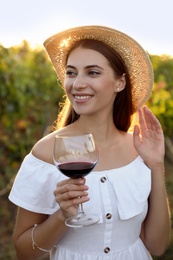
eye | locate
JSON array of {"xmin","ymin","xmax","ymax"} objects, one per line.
[
  {"xmin": 88, "ymin": 70, "xmax": 101, "ymax": 76},
  {"xmin": 66, "ymin": 70, "xmax": 77, "ymax": 77}
]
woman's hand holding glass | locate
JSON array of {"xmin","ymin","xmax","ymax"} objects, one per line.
[{"xmin": 54, "ymin": 177, "xmax": 89, "ymax": 221}]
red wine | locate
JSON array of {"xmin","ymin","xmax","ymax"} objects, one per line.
[{"xmin": 57, "ymin": 162, "xmax": 96, "ymax": 178}]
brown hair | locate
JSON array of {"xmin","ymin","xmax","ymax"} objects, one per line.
[{"xmin": 56, "ymin": 39, "xmax": 135, "ymax": 131}]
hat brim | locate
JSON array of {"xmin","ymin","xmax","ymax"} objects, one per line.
[{"xmin": 44, "ymin": 25, "xmax": 154, "ymax": 109}]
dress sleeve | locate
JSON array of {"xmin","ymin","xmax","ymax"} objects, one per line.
[{"xmin": 9, "ymin": 152, "xmax": 66, "ymax": 215}]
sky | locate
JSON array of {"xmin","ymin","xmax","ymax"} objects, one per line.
[{"xmin": 0, "ymin": 0, "xmax": 172, "ymax": 56}]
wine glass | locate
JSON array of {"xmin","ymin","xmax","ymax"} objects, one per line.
[{"xmin": 53, "ymin": 132, "xmax": 99, "ymax": 228}]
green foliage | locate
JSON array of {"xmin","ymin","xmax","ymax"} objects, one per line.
[
  {"xmin": 0, "ymin": 41, "xmax": 64, "ymax": 189},
  {"xmin": 0, "ymin": 41, "xmax": 65, "ymax": 258},
  {"xmin": 147, "ymin": 55, "xmax": 173, "ymax": 139},
  {"xmin": 0, "ymin": 43, "xmax": 173, "ymax": 259}
]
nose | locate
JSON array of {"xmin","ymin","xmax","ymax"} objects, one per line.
[{"xmin": 72, "ymin": 74, "xmax": 87, "ymax": 89}]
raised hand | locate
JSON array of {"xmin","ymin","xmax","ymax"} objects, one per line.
[{"xmin": 133, "ymin": 106, "xmax": 165, "ymax": 168}]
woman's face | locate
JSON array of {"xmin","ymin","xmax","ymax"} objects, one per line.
[{"xmin": 64, "ymin": 46, "xmax": 125, "ymax": 117}]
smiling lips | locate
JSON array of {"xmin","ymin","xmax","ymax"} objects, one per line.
[{"xmin": 74, "ymin": 95, "xmax": 92, "ymax": 102}]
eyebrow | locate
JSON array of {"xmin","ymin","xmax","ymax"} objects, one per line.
[{"xmin": 66, "ymin": 65, "xmax": 104, "ymax": 70}]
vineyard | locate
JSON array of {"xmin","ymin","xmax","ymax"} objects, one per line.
[{"xmin": 0, "ymin": 42, "xmax": 173, "ymax": 259}]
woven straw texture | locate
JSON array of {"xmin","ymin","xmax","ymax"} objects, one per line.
[{"xmin": 44, "ymin": 25, "xmax": 154, "ymax": 109}]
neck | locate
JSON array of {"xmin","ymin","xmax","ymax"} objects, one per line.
[{"xmin": 74, "ymin": 115, "xmax": 122, "ymax": 147}]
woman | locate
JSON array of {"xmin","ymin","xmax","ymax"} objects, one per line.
[{"xmin": 9, "ymin": 25, "xmax": 170, "ymax": 260}]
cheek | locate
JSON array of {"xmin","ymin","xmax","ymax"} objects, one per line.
[
  {"xmin": 101, "ymin": 78, "xmax": 117, "ymax": 93},
  {"xmin": 64, "ymin": 80, "xmax": 72, "ymax": 93}
]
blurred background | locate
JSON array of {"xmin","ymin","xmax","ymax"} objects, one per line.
[{"xmin": 0, "ymin": 0, "xmax": 173, "ymax": 259}]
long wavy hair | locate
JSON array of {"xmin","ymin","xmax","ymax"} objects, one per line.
[{"xmin": 55, "ymin": 39, "xmax": 135, "ymax": 131}]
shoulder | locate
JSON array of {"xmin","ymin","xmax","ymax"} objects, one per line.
[
  {"xmin": 126, "ymin": 131, "xmax": 137, "ymax": 151},
  {"xmin": 120, "ymin": 131, "xmax": 138, "ymax": 158},
  {"xmin": 32, "ymin": 131, "xmax": 57, "ymax": 164},
  {"xmin": 32, "ymin": 125, "xmax": 75, "ymax": 164},
  {"xmin": 120, "ymin": 131, "xmax": 134, "ymax": 146},
  {"xmin": 126, "ymin": 131, "xmax": 134, "ymax": 144}
]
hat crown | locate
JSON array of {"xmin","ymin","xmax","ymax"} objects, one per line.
[{"xmin": 44, "ymin": 25, "xmax": 153, "ymax": 110}]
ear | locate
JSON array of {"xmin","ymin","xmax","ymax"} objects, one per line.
[{"xmin": 114, "ymin": 73, "xmax": 126, "ymax": 93}]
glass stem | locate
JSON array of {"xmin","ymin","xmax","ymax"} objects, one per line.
[{"xmin": 78, "ymin": 203, "xmax": 85, "ymax": 215}]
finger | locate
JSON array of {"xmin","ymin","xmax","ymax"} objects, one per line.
[
  {"xmin": 57, "ymin": 178, "xmax": 86, "ymax": 188},
  {"xmin": 143, "ymin": 106, "xmax": 153, "ymax": 129},
  {"xmin": 54, "ymin": 180, "xmax": 89, "ymax": 203},
  {"xmin": 133, "ymin": 124, "xmax": 140, "ymax": 136},
  {"xmin": 138, "ymin": 107, "xmax": 147, "ymax": 133},
  {"xmin": 145, "ymin": 106, "xmax": 161, "ymax": 128},
  {"xmin": 53, "ymin": 183, "xmax": 88, "ymax": 202},
  {"xmin": 143, "ymin": 106, "xmax": 163, "ymax": 135},
  {"xmin": 57, "ymin": 181, "xmax": 88, "ymax": 194},
  {"xmin": 133, "ymin": 125, "xmax": 142, "ymax": 147},
  {"xmin": 60, "ymin": 196, "xmax": 90, "ymax": 210},
  {"xmin": 139, "ymin": 106, "xmax": 157, "ymax": 133},
  {"xmin": 55, "ymin": 178, "xmax": 87, "ymax": 196},
  {"xmin": 57, "ymin": 189, "xmax": 89, "ymax": 202}
]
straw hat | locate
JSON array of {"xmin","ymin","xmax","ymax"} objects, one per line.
[{"xmin": 44, "ymin": 25, "xmax": 154, "ymax": 109}]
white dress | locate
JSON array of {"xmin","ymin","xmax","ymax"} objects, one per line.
[{"xmin": 9, "ymin": 152, "xmax": 152, "ymax": 260}]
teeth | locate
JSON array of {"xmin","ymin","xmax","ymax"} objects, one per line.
[{"xmin": 75, "ymin": 95, "xmax": 91, "ymax": 100}]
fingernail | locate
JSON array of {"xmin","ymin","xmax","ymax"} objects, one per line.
[
  {"xmin": 78, "ymin": 179, "xmax": 84, "ymax": 184},
  {"xmin": 83, "ymin": 197, "xmax": 90, "ymax": 201}
]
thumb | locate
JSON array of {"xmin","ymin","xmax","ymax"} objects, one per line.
[{"xmin": 133, "ymin": 125, "xmax": 141, "ymax": 148}]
